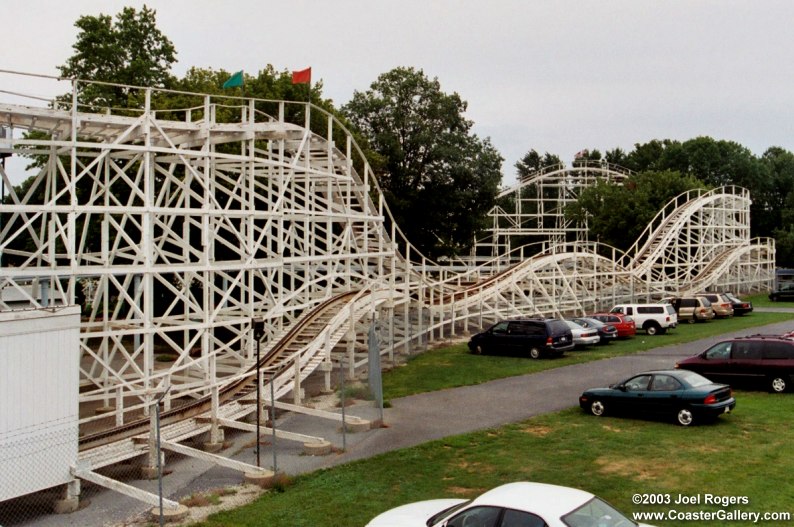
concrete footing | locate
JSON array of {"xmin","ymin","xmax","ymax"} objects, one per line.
[
  {"xmin": 140, "ymin": 466, "xmax": 160, "ymax": 480},
  {"xmin": 149, "ymin": 504, "xmax": 189, "ymax": 523},
  {"xmin": 343, "ymin": 418, "xmax": 372, "ymax": 433},
  {"xmin": 53, "ymin": 497, "xmax": 80, "ymax": 514},
  {"xmin": 244, "ymin": 470, "xmax": 275, "ymax": 486},
  {"xmin": 202, "ymin": 441, "xmax": 224, "ymax": 453},
  {"xmin": 303, "ymin": 440, "xmax": 332, "ymax": 456},
  {"xmin": 53, "ymin": 479, "xmax": 81, "ymax": 513},
  {"xmin": 368, "ymin": 418, "xmax": 384, "ymax": 429}
]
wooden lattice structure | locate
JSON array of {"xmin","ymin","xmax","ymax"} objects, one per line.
[{"xmin": 0, "ymin": 70, "xmax": 775, "ymax": 509}]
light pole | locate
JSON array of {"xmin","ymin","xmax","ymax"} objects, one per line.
[{"xmin": 252, "ymin": 320, "xmax": 264, "ymax": 467}]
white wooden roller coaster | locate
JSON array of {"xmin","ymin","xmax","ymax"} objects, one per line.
[{"xmin": 0, "ymin": 70, "xmax": 775, "ymax": 511}]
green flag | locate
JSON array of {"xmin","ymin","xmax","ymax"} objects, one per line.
[{"xmin": 223, "ymin": 70, "xmax": 244, "ymax": 89}]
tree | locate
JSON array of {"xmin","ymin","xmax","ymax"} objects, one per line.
[
  {"xmin": 566, "ymin": 170, "xmax": 705, "ymax": 252},
  {"xmin": 635, "ymin": 137, "xmax": 774, "ymax": 236},
  {"xmin": 604, "ymin": 147, "xmax": 629, "ymax": 167},
  {"xmin": 515, "ymin": 150, "xmax": 562, "ymax": 180},
  {"xmin": 12, "ymin": 6, "xmax": 178, "ymax": 255},
  {"xmin": 342, "ymin": 67, "xmax": 503, "ymax": 258},
  {"xmin": 760, "ymin": 147, "xmax": 794, "ymax": 246},
  {"xmin": 774, "ymin": 224, "xmax": 794, "ymax": 269},
  {"xmin": 58, "ymin": 5, "xmax": 177, "ymax": 108},
  {"xmin": 623, "ymin": 139, "xmax": 680, "ymax": 172},
  {"xmin": 666, "ymin": 137, "xmax": 764, "ymax": 189}
]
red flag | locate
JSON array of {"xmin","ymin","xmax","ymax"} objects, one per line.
[{"xmin": 292, "ymin": 67, "xmax": 311, "ymax": 84}]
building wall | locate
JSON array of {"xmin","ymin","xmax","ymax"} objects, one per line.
[{"xmin": 0, "ymin": 306, "xmax": 80, "ymax": 501}]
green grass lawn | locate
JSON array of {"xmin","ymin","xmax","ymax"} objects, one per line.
[
  {"xmin": 383, "ymin": 310, "xmax": 794, "ymax": 400},
  {"xmin": 187, "ymin": 299, "xmax": 794, "ymax": 527},
  {"xmin": 748, "ymin": 290, "xmax": 794, "ymax": 308},
  {"xmin": 192, "ymin": 391, "xmax": 794, "ymax": 527}
]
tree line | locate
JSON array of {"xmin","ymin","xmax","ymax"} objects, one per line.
[
  {"xmin": 16, "ymin": 6, "xmax": 794, "ymax": 267},
  {"xmin": 559, "ymin": 140, "xmax": 794, "ymax": 266}
]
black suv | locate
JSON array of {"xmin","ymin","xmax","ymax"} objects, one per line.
[
  {"xmin": 676, "ymin": 334, "xmax": 794, "ymax": 393},
  {"xmin": 468, "ymin": 318, "xmax": 574, "ymax": 359}
]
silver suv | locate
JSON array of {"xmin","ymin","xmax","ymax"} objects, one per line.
[
  {"xmin": 663, "ymin": 296, "xmax": 715, "ymax": 323},
  {"xmin": 696, "ymin": 293, "xmax": 734, "ymax": 318},
  {"xmin": 609, "ymin": 303, "xmax": 677, "ymax": 335}
]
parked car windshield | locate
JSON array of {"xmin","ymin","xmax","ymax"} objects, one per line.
[{"xmin": 561, "ymin": 497, "xmax": 637, "ymax": 527}]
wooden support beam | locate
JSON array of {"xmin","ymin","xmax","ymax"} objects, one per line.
[
  {"xmin": 217, "ymin": 417, "xmax": 325, "ymax": 444},
  {"xmin": 160, "ymin": 440, "xmax": 271, "ymax": 476},
  {"xmin": 75, "ymin": 469, "xmax": 180, "ymax": 510}
]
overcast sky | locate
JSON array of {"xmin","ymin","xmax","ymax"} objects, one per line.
[{"xmin": 3, "ymin": 0, "xmax": 794, "ymax": 185}]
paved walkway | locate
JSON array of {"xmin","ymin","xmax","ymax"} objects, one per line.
[{"xmin": 28, "ymin": 312, "xmax": 794, "ymax": 526}]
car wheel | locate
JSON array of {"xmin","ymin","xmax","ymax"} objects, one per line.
[
  {"xmin": 529, "ymin": 347, "xmax": 541, "ymax": 359},
  {"xmin": 644, "ymin": 322, "xmax": 659, "ymax": 336},
  {"xmin": 769, "ymin": 376, "xmax": 787, "ymax": 393},
  {"xmin": 590, "ymin": 399, "xmax": 606, "ymax": 417},
  {"xmin": 472, "ymin": 344, "xmax": 483, "ymax": 355},
  {"xmin": 687, "ymin": 316, "xmax": 695, "ymax": 324},
  {"xmin": 677, "ymin": 407, "xmax": 695, "ymax": 426}
]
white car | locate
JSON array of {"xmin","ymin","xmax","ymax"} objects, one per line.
[
  {"xmin": 365, "ymin": 481, "xmax": 656, "ymax": 527},
  {"xmin": 609, "ymin": 303, "xmax": 677, "ymax": 335},
  {"xmin": 563, "ymin": 320, "xmax": 601, "ymax": 347}
]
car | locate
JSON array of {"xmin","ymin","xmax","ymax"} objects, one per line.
[
  {"xmin": 589, "ymin": 312, "xmax": 636, "ymax": 338},
  {"xmin": 662, "ymin": 296, "xmax": 715, "ymax": 323},
  {"xmin": 676, "ymin": 334, "xmax": 794, "ymax": 393},
  {"xmin": 609, "ymin": 303, "xmax": 677, "ymax": 335},
  {"xmin": 571, "ymin": 317, "xmax": 618, "ymax": 344},
  {"xmin": 563, "ymin": 319, "xmax": 601, "ymax": 347},
  {"xmin": 365, "ymin": 481, "xmax": 658, "ymax": 527},
  {"xmin": 467, "ymin": 318, "xmax": 574, "ymax": 359},
  {"xmin": 724, "ymin": 292, "xmax": 753, "ymax": 315},
  {"xmin": 769, "ymin": 283, "xmax": 794, "ymax": 302},
  {"xmin": 696, "ymin": 293, "xmax": 734, "ymax": 318},
  {"xmin": 579, "ymin": 369, "xmax": 735, "ymax": 426}
]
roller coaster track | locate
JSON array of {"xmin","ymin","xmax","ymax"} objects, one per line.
[
  {"xmin": 617, "ymin": 186, "xmax": 773, "ymax": 291},
  {"xmin": 77, "ymin": 290, "xmax": 361, "ymax": 451},
  {"xmin": 0, "ymin": 71, "xmax": 775, "ymax": 509},
  {"xmin": 680, "ymin": 240, "xmax": 776, "ymax": 295}
]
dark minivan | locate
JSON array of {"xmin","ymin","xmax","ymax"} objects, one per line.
[
  {"xmin": 676, "ymin": 335, "xmax": 794, "ymax": 393},
  {"xmin": 468, "ymin": 318, "xmax": 574, "ymax": 359}
]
